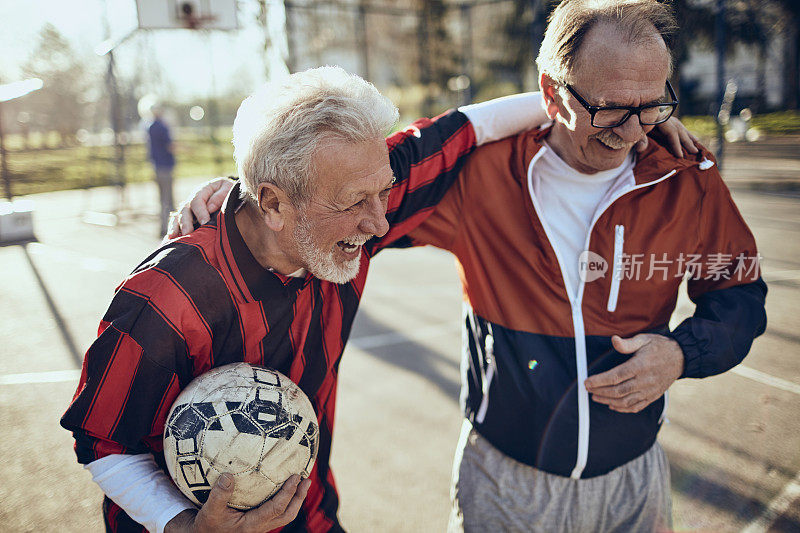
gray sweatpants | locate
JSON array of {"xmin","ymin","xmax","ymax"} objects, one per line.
[{"xmin": 448, "ymin": 420, "xmax": 672, "ymax": 533}]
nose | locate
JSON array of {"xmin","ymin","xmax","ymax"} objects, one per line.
[
  {"xmin": 612, "ymin": 114, "xmax": 649, "ymax": 144},
  {"xmin": 359, "ymin": 197, "xmax": 390, "ymax": 238}
]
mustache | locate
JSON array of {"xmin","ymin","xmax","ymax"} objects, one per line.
[
  {"xmin": 340, "ymin": 234, "xmax": 373, "ymax": 246},
  {"xmin": 590, "ymin": 129, "xmax": 633, "ymax": 150}
]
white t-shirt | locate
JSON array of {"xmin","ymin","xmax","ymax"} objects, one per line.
[{"xmin": 530, "ymin": 141, "xmax": 635, "ymax": 300}]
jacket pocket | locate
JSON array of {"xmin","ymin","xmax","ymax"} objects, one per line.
[{"xmin": 607, "ymin": 225, "xmax": 625, "ymax": 312}]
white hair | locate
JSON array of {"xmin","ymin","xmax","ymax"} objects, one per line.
[{"xmin": 232, "ymin": 66, "xmax": 399, "ymax": 205}]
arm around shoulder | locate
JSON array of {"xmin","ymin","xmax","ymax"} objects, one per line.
[{"xmin": 459, "ymin": 92, "xmax": 546, "ymax": 145}]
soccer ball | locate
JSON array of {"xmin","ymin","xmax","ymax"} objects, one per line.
[{"xmin": 163, "ymin": 363, "xmax": 319, "ymax": 510}]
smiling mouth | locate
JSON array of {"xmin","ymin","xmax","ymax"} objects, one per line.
[
  {"xmin": 336, "ymin": 236, "xmax": 371, "ymax": 254},
  {"xmin": 337, "ymin": 241, "xmax": 359, "ymax": 253}
]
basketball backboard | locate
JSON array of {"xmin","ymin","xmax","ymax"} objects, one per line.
[{"xmin": 135, "ymin": 0, "xmax": 239, "ymax": 31}]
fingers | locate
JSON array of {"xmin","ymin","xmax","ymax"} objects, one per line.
[
  {"xmin": 282, "ymin": 478, "xmax": 311, "ymax": 522},
  {"xmin": 584, "ymin": 361, "xmax": 636, "ymax": 389},
  {"xmin": 669, "ymin": 135, "xmax": 683, "ymax": 159},
  {"xmin": 591, "ymin": 385, "xmax": 651, "ymax": 412},
  {"xmin": 249, "ymin": 475, "xmax": 305, "ymax": 526},
  {"xmin": 207, "ymin": 185, "xmax": 229, "ymax": 214},
  {"xmin": 587, "ymin": 376, "xmax": 636, "ymax": 398},
  {"xmin": 190, "ymin": 191, "xmax": 214, "ymax": 226},
  {"xmin": 179, "ymin": 207, "xmax": 196, "ymax": 236},
  {"xmin": 658, "ymin": 117, "xmax": 701, "ymax": 159},
  {"xmin": 166, "ymin": 211, "xmax": 182, "ymax": 239},
  {"xmin": 584, "ymin": 335, "xmax": 651, "ymax": 389},
  {"xmin": 204, "ymin": 473, "xmax": 235, "ymax": 515},
  {"xmin": 610, "ymin": 334, "xmax": 649, "ymax": 354},
  {"xmin": 188, "ymin": 179, "xmax": 231, "ymax": 226},
  {"xmin": 680, "ymin": 128, "xmax": 700, "ymax": 154},
  {"xmin": 593, "ymin": 392, "xmax": 649, "ymax": 413}
]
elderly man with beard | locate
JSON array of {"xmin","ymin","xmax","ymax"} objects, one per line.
[{"xmin": 60, "ymin": 66, "xmax": 581, "ymax": 533}]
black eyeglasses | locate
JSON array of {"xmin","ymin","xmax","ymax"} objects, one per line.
[{"xmin": 564, "ymin": 80, "xmax": 678, "ymax": 128}]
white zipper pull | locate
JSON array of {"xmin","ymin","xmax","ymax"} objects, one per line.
[
  {"xmin": 475, "ymin": 331, "xmax": 495, "ymax": 424},
  {"xmin": 607, "ymin": 225, "xmax": 625, "ymax": 312}
]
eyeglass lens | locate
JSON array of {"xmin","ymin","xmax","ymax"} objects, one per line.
[{"xmin": 593, "ymin": 104, "xmax": 674, "ymax": 127}]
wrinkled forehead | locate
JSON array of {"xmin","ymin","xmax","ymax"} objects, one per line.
[
  {"xmin": 575, "ymin": 22, "xmax": 669, "ymax": 74},
  {"xmin": 309, "ymin": 136, "xmax": 392, "ymax": 198},
  {"xmin": 571, "ymin": 23, "xmax": 670, "ymax": 103}
]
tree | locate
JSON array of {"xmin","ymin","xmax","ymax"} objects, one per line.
[
  {"xmin": 774, "ymin": 0, "xmax": 799, "ymax": 109},
  {"xmin": 21, "ymin": 24, "xmax": 91, "ymax": 147}
]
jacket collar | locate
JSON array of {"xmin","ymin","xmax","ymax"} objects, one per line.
[
  {"xmin": 513, "ymin": 124, "xmax": 716, "ymax": 187},
  {"xmin": 216, "ymin": 182, "xmax": 311, "ymax": 303}
]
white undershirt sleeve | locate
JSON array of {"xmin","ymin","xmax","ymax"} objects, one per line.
[
  {"xmin": 459, "ymin": 92, "xmax": 547, "ymax": 145},
  {"xmin": 86, "ymin": 454, "xmax": 196, "ymax": 533}
]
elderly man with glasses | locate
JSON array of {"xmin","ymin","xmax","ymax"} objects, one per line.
[{"xmin": 407, "ymin": 1, "xmax": 766, "ymax": 531}]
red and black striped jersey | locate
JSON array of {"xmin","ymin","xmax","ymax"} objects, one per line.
[{"xmin": 61, "ymin": 109, "xmax": 477, "ymax": 533}]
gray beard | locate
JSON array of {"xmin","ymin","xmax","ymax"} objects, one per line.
[{"xmin": 293, "ymin": 213, "xmax": 361, "ymax": 284}]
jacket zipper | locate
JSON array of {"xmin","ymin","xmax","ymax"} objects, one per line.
[
  {"xmin": 607, "ymin": 225, "xmax": 625, "ymax": 312},
  {"xmin": 527, "ymin": 147, "xmax": 677, "ymax": 479},
  {"xmin": 475, "ymin": 328, "xmax": 495, "ymax": 424}
]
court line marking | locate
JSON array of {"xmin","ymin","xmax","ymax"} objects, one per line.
[
  {"xmin": 762, "ymin": 269, "xmax": 800, "ymax": 282},
  {"xmin": 0, "ymin": 369, "xmax": 81, "ymax": 385},
  {"xmin": 741, "ymin": 471, "xmax": 800, "ymax": 533},
  {"xmin": 730, "ymin": 365, "xmax": 800, "ymax": 396}
]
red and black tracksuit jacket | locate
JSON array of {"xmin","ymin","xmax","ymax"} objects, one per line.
[
  {"xmin": 61, "ymin": 110, "xmax": 477, "ymax": 532},
  {"xmin": 395, "ymin": 127, "xmax": 767, "ymax": 479}
]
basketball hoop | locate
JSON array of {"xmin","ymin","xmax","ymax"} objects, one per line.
[
  {"xmin": 135, "ymin": 0, "xmax": 238, "ymax": 32},
  {"xmin": 177, "ymin": 1, "xmax": 218, "ymax": 30}
]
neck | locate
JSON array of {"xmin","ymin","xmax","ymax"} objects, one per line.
[
  {"xmin": 546, "ymin": 123, "xmax": 590, "ymax": 174},
  {"xmin": 234, "ymin": 202, "xmax": 303, "ymax": 275}
]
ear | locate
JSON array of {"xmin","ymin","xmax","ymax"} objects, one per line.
[
  {"xmin": 257, "ymin": 182, "xmax": 292, "ymax": 232},
  {"xmin": 539, "ymin": 73, "xmax": 561, "ymax": 121}
]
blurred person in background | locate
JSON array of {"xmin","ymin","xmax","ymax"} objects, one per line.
[{"xmin": 148, "ymin": 103, "xmax": 175, "ymax": 235}]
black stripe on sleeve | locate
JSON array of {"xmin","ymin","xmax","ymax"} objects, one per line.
[
  {"xmin": 110, "ymin": 354, "xmax": 178, "ymax": 451},
  {"xmin": 387, "ymin": 110, "xmax": 471, "ymax": 188},
  {"xmin": 123, "ymin": 290, "xmax": 192, "ymax": 378}
]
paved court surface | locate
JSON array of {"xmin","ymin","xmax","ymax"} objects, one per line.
[{"xmin": 0, "ymin": 146, "xmax": 798, "ymax": 531}]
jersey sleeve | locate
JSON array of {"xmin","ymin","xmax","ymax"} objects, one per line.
[
  {"xmin": 668, "ymin": 166, "xmax": 768, "ymax": 378},
  {"xmin": 459, "ymin": 92, "xmax": 546, "ymax": 145},
  {"xmin": 86, "ymin": 454, "xmax": 195, "ymax": 533},
  {"xmin": 61, "ymin": 279, "xmax": 186, "ymax": 464},
  {"xmin": 366, "ymin": 109, "xmax": 476, "ymax": 255},
  {"xmin": 367, "ymin": 94, "xmax": 546, "ymax": 255}
]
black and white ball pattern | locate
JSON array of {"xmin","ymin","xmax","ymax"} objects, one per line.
[{"xmin": 163, "ymin": 363, "xmax": 319, "ymax": 510}]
